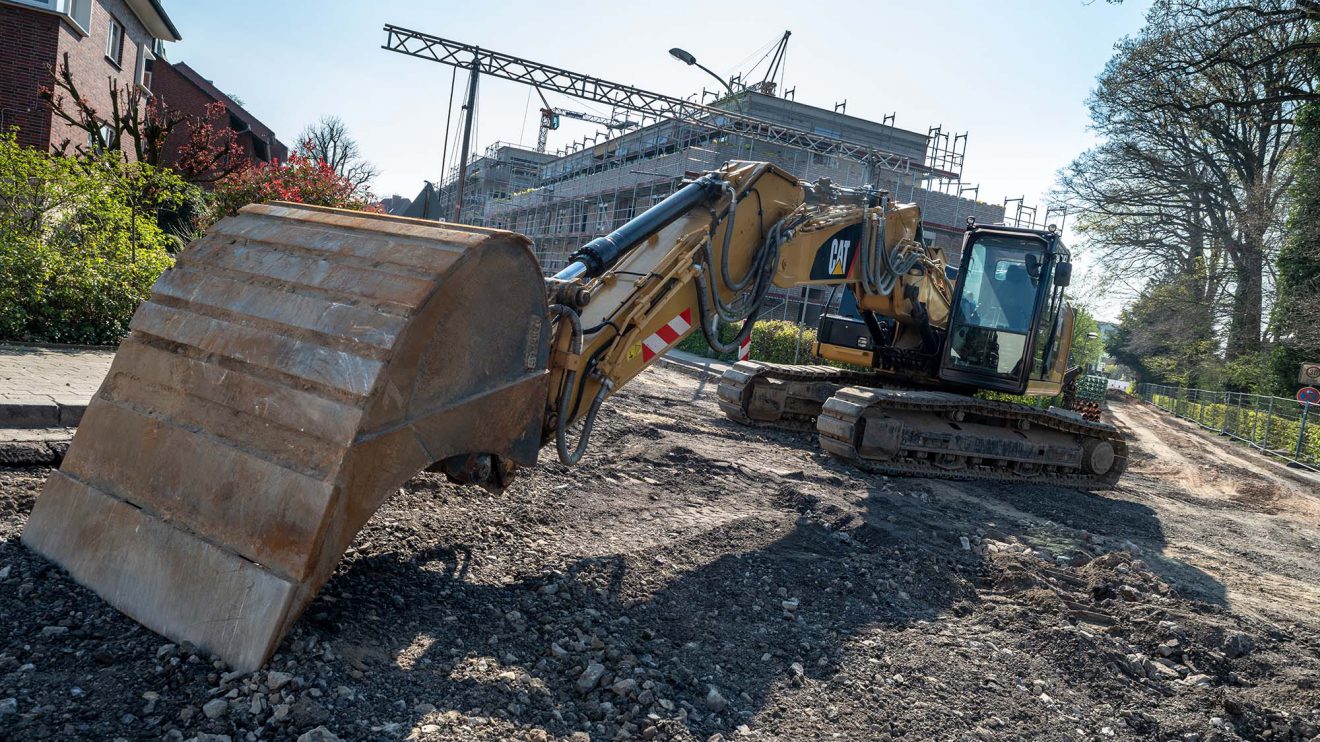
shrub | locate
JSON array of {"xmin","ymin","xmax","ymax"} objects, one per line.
[
  {"xmin": 677, "ymin": 319, "xmax": 823, "ymax": 366},
  {"xmin": 212, "ymin": 148, "xmax": 382, "ymax": 216},
  {"xmin": 0, "ymin": 131, "xmax": 190, "ymax": 344}
]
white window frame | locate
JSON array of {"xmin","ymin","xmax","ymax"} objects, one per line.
[
  {"xmin": 3, "ymin": 0, "xmax": 91, "ymax": 35},
  {"xmin": 60, "ymin": 0, "xmax": 89, "ymax": 32},
  {"xmin": 105, "ymin": 17, "xmax": 123, "ymax": 67},
  {"xmin": 89, "ymin": 122, "xmax": 114, "ymax": 152},
  {"xmin": 135, "ymin": 42, "xmax": 155, "ymax": 93}
]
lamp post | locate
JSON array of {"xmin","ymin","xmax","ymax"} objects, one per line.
[
  {"xmin": 1086, "ymin": 331, "xmax": 1102, "ymax": 373},
  {"xmin": 668, "ymin": 47, "xmax": 744, "ymax": 113}
]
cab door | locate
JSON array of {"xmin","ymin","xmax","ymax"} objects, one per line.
[{"xmin": 939, "ymin": 229, "xmax": 1052, "ymax": 394}]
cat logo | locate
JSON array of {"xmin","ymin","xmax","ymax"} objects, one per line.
[{"xmin": 828, "ymin": 239, "xmax": 851, "ymax": 276}]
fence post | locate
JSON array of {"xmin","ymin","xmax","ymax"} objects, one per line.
[
  {"xmin": 1250, "ymin": 394, "xmax": 1260, "ymax": 448},
  {"xmin": 1222, "ymin": 392, "xmax": 1231, "ymax": 435},
  {"xmin": 1297, "ymin": 401, "xmax": 1312, "ymax": 462},
  {"xmin": 1264, "ymin": 397, "xmax": 1275, "ymax": 451}
]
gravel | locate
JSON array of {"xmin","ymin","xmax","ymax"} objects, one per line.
[{"xmin": 1, "ymin": 367, "xmax": 1319, "ymax": 740}]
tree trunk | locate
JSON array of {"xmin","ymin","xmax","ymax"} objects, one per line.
[{"xmin": 1226, "ymin": 245, "xmax": 1264, "ymax": 359}]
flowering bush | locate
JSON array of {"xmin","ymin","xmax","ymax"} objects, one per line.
[{"xmin": 212, "ymin": 147, "xmax": 381, "ymax": 216}]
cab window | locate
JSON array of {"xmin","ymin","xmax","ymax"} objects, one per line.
[{"xmin": 948, "ymin": 236, "xmax": 1045, "ymax": 378}]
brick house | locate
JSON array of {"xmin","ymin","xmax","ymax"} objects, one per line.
[
  {"xmin": 151, "ymin": 60, "xmax": 289, "ymax": 174},
  {"xmin": 0, "ymin": 0, "xmax": 181, "ymax": 152}
]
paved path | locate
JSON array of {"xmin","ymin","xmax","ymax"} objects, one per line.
[{"xmin": 0, "ymin": 344, "xmax": 114, "ymax": 427}]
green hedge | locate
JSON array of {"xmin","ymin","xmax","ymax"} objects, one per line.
[
  {"xmin": 1150, "ymin": 393, "xmax": 1320, "ymax": 465},
  {"xmin": 0, "ymin": 131, "xmax": 193, "ymax": 344},
  {"xmin": 677, "ymin": 319, "xmax": 824, "ymax": 366}
]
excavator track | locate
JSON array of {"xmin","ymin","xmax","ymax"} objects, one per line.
[
  {"xmin": 817, "ymin": 387, "xmax": 1127, "ymax": 489},
  {"xmin": 717, "ymin": 360, "xmax": 897, "ymax": 432}
]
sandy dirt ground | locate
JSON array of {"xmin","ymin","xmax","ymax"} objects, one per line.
[{"xmin": 2, "ymin": 365, "xmax": 1319, "ymax": 741}]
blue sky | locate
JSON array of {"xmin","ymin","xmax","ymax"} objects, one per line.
[{"xmin": 162, "ymin": 0, "xmax": 1154, "ymax": 317}]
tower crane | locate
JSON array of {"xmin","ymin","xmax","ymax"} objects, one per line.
[{"xmin": 534, "ymin": 87, "xmax": 638, "ymax": 153}]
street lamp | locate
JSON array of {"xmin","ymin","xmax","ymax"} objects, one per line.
[
  {"xmin": 668, "ymin": 47, "xmax": 744, "ymax": 113},
  {"xmin": 1086, "ymin": 331, "xmax": 1102, "ymax": 373}
]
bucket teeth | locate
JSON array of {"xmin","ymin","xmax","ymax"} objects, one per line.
[{"xmin": 23, "ymin": 204, "xmax": 551, "ymax": 672}]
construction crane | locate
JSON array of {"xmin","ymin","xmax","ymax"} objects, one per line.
[
  {"xmin": 534, "ymin": 87, "xmax": 638, "ymax": 153},
  {"xmin": 380, "ymin": 25, "xmax": 958, "ymax": 182},
  {"xmin": 738, "ymin": 29, "xmax": 791, "ymax": 97}
]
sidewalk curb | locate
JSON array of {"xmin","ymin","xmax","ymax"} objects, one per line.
[
  {"xmin": 0, "ymin": 399, "xmax": 87, "ymax": 428},
  {"xmin": 657, "ymin": 354, "xmax": 724, "ymax": 381},
  {"xmin": 0, "ymin": 340, "xmax": 118, "ymax": 351}
]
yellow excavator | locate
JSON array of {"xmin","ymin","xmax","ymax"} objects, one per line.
[{"xmin": 21, "ymin": 160, "xmax": 1124, "ymax": 672}]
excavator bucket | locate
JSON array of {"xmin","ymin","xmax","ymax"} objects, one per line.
[{"xmin": 22, "ymin": 203, "xmax": 550, "ymax": 671}]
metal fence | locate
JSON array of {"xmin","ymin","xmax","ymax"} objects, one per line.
[{"xmin": 1138, "ymin": 384, "xmax": 1319, "ymax": 471}]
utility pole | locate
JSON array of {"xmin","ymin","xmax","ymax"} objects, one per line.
[{"xmin": 453, "ymin": 56, "xmax": 479, "ymax": 223}]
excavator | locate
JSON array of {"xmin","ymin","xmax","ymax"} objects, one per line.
[{"xmin": 21, "ymin": 160, "xmax": 1125, "ymax": 673}]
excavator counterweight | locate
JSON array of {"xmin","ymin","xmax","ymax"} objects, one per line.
[{"xmin": 23, "ymin": 203, "xmax": 550, "ymax": 671}]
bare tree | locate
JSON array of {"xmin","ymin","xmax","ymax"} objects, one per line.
[
  {"xmin": 42, "ymin": 53, "xmax": 184, "ymax": 164},
  {"xmin": 40, "ymin": 53, "xmax": 247, "ymax": 183},
  {"xmin": 295, "ymin": 115, "xmax": 378, "ymax": 193}
]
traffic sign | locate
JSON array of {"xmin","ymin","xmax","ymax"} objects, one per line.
[{"xmin": 1299, "ymin": 386, "xmax": 1320, "ymax": 405}]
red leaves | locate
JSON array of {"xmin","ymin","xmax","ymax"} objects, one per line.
[
  {"xmin": 174, "ymin": 102, "xmax": 247, "ymax": 184},
  {"xmin": 212, "ymin": 149, "xmax": 377, "ymax": 215}
]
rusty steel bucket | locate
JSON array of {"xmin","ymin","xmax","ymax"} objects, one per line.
[{"xmin": 22, "ymin": 203, "xmax": 549, "ymax": 671}]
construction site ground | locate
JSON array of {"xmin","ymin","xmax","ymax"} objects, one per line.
[{"xmin": 2, "ymin": 364, "xmax": 1320, "ymax": 741}]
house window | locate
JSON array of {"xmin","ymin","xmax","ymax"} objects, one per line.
[
  {"xmin": 135, "ymin": 43, "xmax": 155, "ymax": 91},
  {"xmin": 105, "ymin": 17, "xmax": 123, "ymax": 66},
  {"xmin": 61, "ymin": 0, "xmax": 90, "ymax": 31},
  {"xmin": 89, "ymin": 122, "xmax": 114, "ymax": 152},
  {"xmin": 8, "ymin": 0, "xmax": 91, "ymax": 33}
]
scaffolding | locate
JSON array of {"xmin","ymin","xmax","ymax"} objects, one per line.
[
  {"xmin": 471, "ymin": 118, "xmax": 1001, "ymax": 274},
  {"xmin": 384, "ymin": 24, "xmax": 1004, "ymax": 286}
]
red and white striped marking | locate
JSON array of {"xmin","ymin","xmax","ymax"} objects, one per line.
[
  {"xmin": 738, "ymin": 335, "xmax": 751, "ymax": 361},
  {"xmin": 641, "ymin": 308, "xmax": 692, "ymax": 361}
]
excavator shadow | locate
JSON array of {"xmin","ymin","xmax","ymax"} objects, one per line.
[{"xmin": 305, "ymin": 467, "xmax": 1227, "ymax": 740}]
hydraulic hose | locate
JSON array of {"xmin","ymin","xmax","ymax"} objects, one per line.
[
  {"xmin": 859, "ymin": 205, "xmax": 920, "ymax": 297},
  {"xmin": 692, "ymin": 215, "xmax": 788, "ymax": 354},
  {"xmin": 717, "ymin": 181, "xmax": 756, "ymax": 294},
  {"xmin": 859, "ymin": 210, "xmax": 879, "ymax": 295},
  {"xmin": 699, "ymin": 235, "xmax": 757, "ymax": 324},
  {"xmin": 548, "ymin": 303, "xmax": 605, "ymax": 466}
]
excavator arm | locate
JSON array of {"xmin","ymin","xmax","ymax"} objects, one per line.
[{"xmin": 538, "ymin": 161, "xmax": 948, "ymax": 466}]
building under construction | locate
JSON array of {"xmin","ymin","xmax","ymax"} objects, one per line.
[
  {"xmin": 409, "ymin": 91, "xmax": 1002, "ymax": 262},
  {"xmin": 390, "ymin": 27, "xmax": 1006, "ymax": 323}
]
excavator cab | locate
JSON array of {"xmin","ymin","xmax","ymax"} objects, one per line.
[{"xmin": 940, "ymin": 223, "xmax": 1070, "ymax": 394}]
